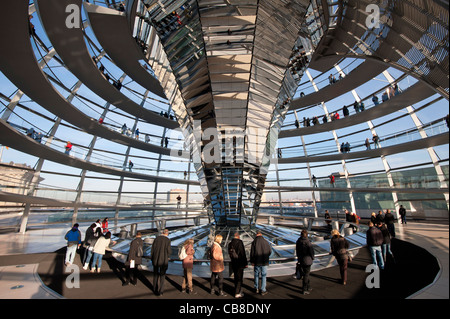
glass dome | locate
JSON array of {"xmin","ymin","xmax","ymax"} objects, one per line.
[{"xmin": 0, "ymin": 0, "xmax": 448, "ymax": 235}]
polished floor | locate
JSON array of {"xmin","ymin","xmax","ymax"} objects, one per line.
[{"xmin": 0, "ymin": 220, "xmax": 448, "ymax": 300}]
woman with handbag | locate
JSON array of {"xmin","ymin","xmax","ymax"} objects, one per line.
[
  {"xmin": 330, "ymin": 229, "xmax": 350, "ymax": 285},
  {"xmin": 180, "ymin": 238, "xmax": 195, "ymax": 294},
  {"xmin": 210, "ymin": 235, "xmax": 226, "ymax": 296}
]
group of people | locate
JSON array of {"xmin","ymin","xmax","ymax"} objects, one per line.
[
  {"xmin": 120, "ymin": 123, "xmax": 153, "ymax": 143},
  {"xmin": 344, "ymin": 209, "xmax": 360, "ymax": 225},
  {"xmin": 370, "ymin": 209, "xmax": 397, "ymax": 238},
  {"xmin": 340, "ymin": 141, "xmax": 351, "ymax": 153},
  {"xmin": 152, "ymin": 10, "xmax": 183, "ymax": 39},
  {"xmin": 97, "ymin": 63, "xmax": 122, "ymax": 91},
  {"xmin": 293, "ymin": 82, "xmax": 403, "ymax": 130},
  {"xmin": 64, "ymin": 218, "xmax": 111, "ymax": 273},
  {"xmin": 366, "ymin": 220, "xmax": 395, "ymax": 270},
  {"xmin": 352, "ymin": 100, "xmax": 365, "ymax": 113},
  {"xmin": 161, "ymin": 136, "xmax": 169, "ymax": 148},
  {"xmin": 26, "ymin": 127, "xmax": 43, "ymax": 143},
  {"xmin": 367, "ymin": 208, "xmax": 403, "ymax": 269},
  {"xmin": 295, "ymin": 227, "xmax": 354, "ymax": 294},
  {"xmin": 159, "ymin": 111, "xmax": 176, "ymax": 121},
  {"xmin": 121, "ymin": 124, "xmax": 133, "ymax": 137},
  {"xmin": 177, "ymin": 231, "xmax": 271, "ymax": 298},
  {"xmin": 64, "ymin": 213, "xmax": 401, "ymax": 298},
  {"xmin": 121, "ymin": 229, "xmax": 172, "ymax": 296},
  {"xmin": 328, "ymin": 73, "xmax": 343, "ymax": 84},
  {"xmin": 289, "ymin": 48, "xmax": 309, "ymax": 77},
  {"xmin": 339, "ymin": 134, "xmax": 381, "ymax": 153}
]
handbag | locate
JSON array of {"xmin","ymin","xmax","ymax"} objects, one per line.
[
  {"xmin": 295, "ymin": 262, "xmax": 304, "ymax": 280},
  {"xmin": 178, "ymin": 246, "xmax": 187, "ymax": 260}
]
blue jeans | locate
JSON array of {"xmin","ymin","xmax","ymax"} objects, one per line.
[
  {"xmin": 92, "ymin": 253, "xmax": 104, "ymax": 269},
  {"xmin": 369, "ymin": 246, "xmax": 384, "ymax": 269},
  {"xmin": 83, "ymin": 248, "xmax": 93, "ymax": 265},
  {"xmin": 382, "ymin": 244, "xmax": 393, "ymax": 261},
  {"xmin": 254, "ymin": 265, "xmax": 267, "ymax": 292}
]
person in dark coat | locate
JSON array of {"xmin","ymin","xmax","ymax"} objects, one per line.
[
  {"xmin": 370, "ymin": 212, "xmax": 377, "ymax": 224},
  {"xmin": 228, "ymin": 232, "xmax": 248, "ymax": 298},
  {"xmin": 330, "ymin": 229, "xmax": 349, "ymax": 285},
  {"xmin": 324, "ymin": 210, "xmax": 331, "ymax": 227},
  {"xmin": 342, "ymin": 105, "xmax": 349, "ymax": 117},
  {"xmin": 123, "ymin": 232, "xmax": 144, "ymax": 286},
  {"xmin": 366, "ymin": 222, "xmax": 384, "ymax": 269},
  {"xmin": 383, "ymin": 209, "xmax": 396, "ymax": 237},
  {"xmin": 379, "ymin": 223, "xmax": 395, "ymax": 264},
  {"xmin": 296, "ymin": 230, "xmax": 315, "ymax": 294},
  {"xmin": 399, "ymin": 205, "xmax": 407, "ymax": 224},
  {"xmin": 82, "ymin": 223, "xmax": 97, "ymax": 266},
  {"xmin": 375, "ymin": 210, "xmax": 384, "ymax": 225},
  {"xmin": 250, "ymin": 231, "xmax": 271, "ymax": 295},
  {"xmin": 150, "ymin": 229, "xmax": 172, "ymax": 295}
]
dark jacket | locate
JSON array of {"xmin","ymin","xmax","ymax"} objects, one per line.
[
  {"xmin": 250, "ymin": 235, "xmax": 271, "ymax": 266},
  {"xmin": 379, "ymin": 225, "xmax": 391, "ymax": 245},
  {"xmin": 228, "ymin": 238, "xmax": 248, "ymax": 269},
  {"xmin": 330, "ymin": 235, "xmax": 349, "ymax": 260},
  {"xmin": 366, "ymin": 226, "xmax": 384, "ymax": 246},
  {"xmin": 345, "ymin": 212, "xmax": 352, "ymax": 222},
  {"xmin": 296, "ymin": 237, "xmax": 315, "ymax": 266},
  {"xmin": 384, "ymin": 212, "xmax": 395, "ymax": 225},
  {"xmin": 343, "ymin": 105, "xmax": 349, "ymax": 116},
  {"xmin": 151, "ymin": 235, "xmax": 172, "ymax": 266},
  {"xmin": 127, "ymin": 237, "xmax": 144, "ymax": 265},
  {"xmin": 83, "ymin": 227, "xmax": 96, "ymax": 247},
  {"xmin": 376, "ymin": 213, "xmax": 384, "ymax": 224}
]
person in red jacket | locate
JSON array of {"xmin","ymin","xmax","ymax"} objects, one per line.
[
  {"xmin": 329, "ymin": 174, "xmax": 335, "ymax": 187},
  {"xmin": 65, "ymin": 141, "xmax": 72, "ymax": 155},
  {"xmin": 101, "ymin": 217, "xmax": 109, "ymax": 234}
]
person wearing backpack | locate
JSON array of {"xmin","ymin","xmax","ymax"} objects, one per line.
[
  {"xmin": 123, "ymin": 232, "xmax": 144, "ymax": 286},
  {"xmin": 179, "ymin": 238, "xmax": 196, "ymax": 294},
  {"xmin": 228, "ymin": 232, "xmax": 248, "ymax": 298}
]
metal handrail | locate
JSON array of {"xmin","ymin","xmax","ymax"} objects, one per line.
[{"xmin": 110, "ymin": 216, "xmax": 367, "ymax": 263}]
